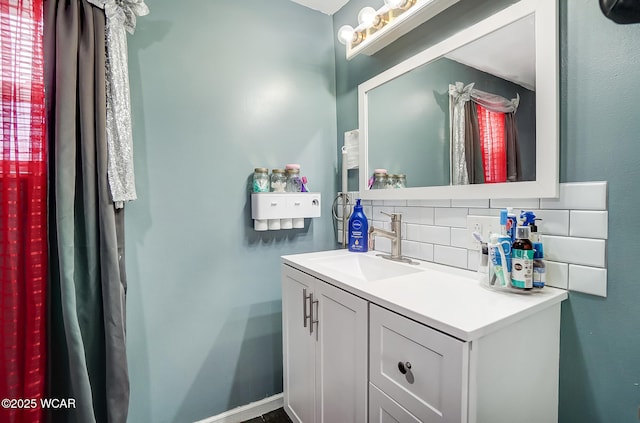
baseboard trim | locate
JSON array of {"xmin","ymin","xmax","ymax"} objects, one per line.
[{"xmin": 194, "ymin": 393, "xmax": 284, "ymax": 423}]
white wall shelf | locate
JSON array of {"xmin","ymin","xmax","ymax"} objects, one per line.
[{"xmin": 251, "ymin": 192, "xmax": 321, "ymax": 231}]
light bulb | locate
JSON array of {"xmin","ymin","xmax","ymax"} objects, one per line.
[
  {"xmin": 358, "ymin": 7, "xmax": 378, "ymax": 27},
  {"xmin": 337, "ymin": 25, "xmax": 355, "ymax": 45},
  {"xmin": 384, "ymin": 0, "xmax": 408, "ymax": 9}
]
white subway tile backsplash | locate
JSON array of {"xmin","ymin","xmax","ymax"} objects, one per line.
[
  {"xmin": 354, "ymin": 180, "xmax": 608, "ymax": 298},
  {"xmin": 570, "ymin": 211, "xmax": 608, "ymax": 239},
  {"xmin": 374, "ymin": 237, "xmax": 391, "ymax": 254},
  {"xmin": 533, "ymin": 210, "xmax": 570, "ymax": 236},
  {"xmin": 435, "ymin": 208, "xmax": 469, "ymax": 227},
  {"xmin": 541, "ymin": 235, "xmax": 606, "ymax": 268},
  {"xmin": 372, "ymin": 206, "xmax": 394, "ymax": 220},
  {"xmin": 540, "ymin": 181, "xmax": 607, "ymax": 210},
  {"xmin": 490, "ymin": 198, "xmax": 540, "ymax": 209},
  {"xmin": 370, "ymin": 220, "xmax": 391, "ymax": 231},
  {"xmin": 467, "ymin": 250, "xmax": 480, "ymax": 271},
  {"xmin": 384, "ymin": 200, "xmax": 408, "ymax": 207},
  {"xmin": 402, "ymin": 240, "xmax": 420, "ymax": 259},
  {"xmin": 434, "ymin": 245, "xmax": 468, "ymax": 269},
  {"xmin": 466, "ymin": 208, "xmax": 501, "ymax": 217},
  {"xmin": 407, "ymin": 199, "xmax": 451, "ymax": 207},
  {"xmin": 402, "ymin": 240, "xmax": 434, "ymax": 262},
  {"xmin": 451, "ymin": 199, "xmax": 490, "ymax": 208},
  {"xmin": 364, "ymin": 206, "xmax": 373, "ymax": 219},
  {"xmin": 406, "ymin": 224, "xmax": 450, "ymax": 245},
  {"xmin": 450, "ymin": 228, "xmax": 472, "ymax": 248},
  {"xmin": 569, "ymin": 265, "xmax": 607, "ymax": 297},
  {"xmin": 394, "ymin": 207, "xmax": 434, "ymax": 225},
  {"xmin": 545, "ymin": 261, "xmax": 569, "ymax": 290}
]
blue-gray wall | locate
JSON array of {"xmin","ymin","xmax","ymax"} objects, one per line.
[
  {"xmin": 123, "ymin": 0, "xmax": 640, "ymax": 421},
  {"xmin": 125, "ymin": 1, "xmax": 336, "ymax": 421},
  {"xmin": 334, "ymin": 0, "xmax": 640, "ymax": 421},
  {"xmin": 559, "ymin": 1, "xmax": 640, "ymax": 421}
]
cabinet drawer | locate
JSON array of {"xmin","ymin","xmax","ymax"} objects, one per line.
[
  {"xmin": 370, "ymin": 383, "xmax": 421, "ymax": 423},
  {"xmin": 370, "ymin": 305, "xmax": 468, "ymax": 423}
]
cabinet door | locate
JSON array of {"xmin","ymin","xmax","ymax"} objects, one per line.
[
  {"xmin": 370, "ymin": 305, "xmax": 468, "ymax": 423},
  {"xmin": 314, "ymin": 281, "xmax": 368, "ymax": 423},
  {"xmin": 369, "ymin": 383, "xmax": 422, "ymax": 423},
  {"xmin": 282, "ymin": 267, "xmax": 316, "ymax": 423}
]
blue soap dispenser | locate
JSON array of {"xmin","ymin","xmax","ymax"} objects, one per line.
[{"xmin": 348, "ymin": 199, "xmax": 368, "ymax": 252}]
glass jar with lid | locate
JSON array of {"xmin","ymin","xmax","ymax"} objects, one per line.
[
  {"xmin": 270, "ymin": 169, "xmax": 287, "ymax": 192},
  {"xmin": 372, "ymin": 169, "xmax": 388, "ymax": 189},
  {"xmin": 253, "ymin": 167, "xmax": 269, "ymax": 192},
  {"xmin": 285, "ymin": 166, "xmax": 302, "ymax": 192},
  {"xmin": 396, "ymin": 174, "xmax": 407, "ymax": 188},
  {"xmin": 387, "ymin": 174, "xmax": 399, "ymax": 189}
]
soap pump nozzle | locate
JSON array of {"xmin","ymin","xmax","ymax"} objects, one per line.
[{"xmin": 520, "ymin": 210, "xmax": 537, "ymax": 226}]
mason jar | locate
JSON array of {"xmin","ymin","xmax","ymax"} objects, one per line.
[
  {"xmin": 252, "ymin": 167, "xmax": 270, "ymax": 192},
  {"xmin": 372, "ymin": 171, "xmax": 388, "ymax": 189},
  {"xmin": 285, "ymin": 168, "xmax": 302, "ymax": 192},
  {"xmin": 387, "ymin": 174, "xmax": 399, "ymax": 189},
  {"xmin": 270, "ymin": 169, "xmax": 287, "ymax": 192},
  {"xmin": 396, "ymin": 173, "xmax": 407, "ymax": 188},
  {"xmin": 397, "ymin": 174, "xmax": 407, "ymax": 188}
]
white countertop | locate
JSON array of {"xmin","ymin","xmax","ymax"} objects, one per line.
[{"xmin": 282, "ymin": 249, "xmax": 568, "ymax": 341}]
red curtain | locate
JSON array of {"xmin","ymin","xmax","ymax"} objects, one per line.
[
  {"xmin": 476, "ymin": 104, "xmax": 506, "ymax": 183},
  {"xmin": 0, "ymin": 0, "xmax": 47, "ymax": 422}
]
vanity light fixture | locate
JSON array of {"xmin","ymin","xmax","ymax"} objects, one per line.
[
  {"xmin": 385, "ymin": 0, "xmax": 417, "ymax": 11},
  {"xmin": 358, "ymin": 6, "xmax": 381, "ymax": 28},
  {"xmin": 337, "ymin": 0, "xmax": 460, "ymax": 59}
]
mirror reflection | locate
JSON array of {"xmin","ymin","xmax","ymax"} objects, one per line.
[{"xmin": 366, "ymin": 14, "xmax": 536, "ymax": 189}]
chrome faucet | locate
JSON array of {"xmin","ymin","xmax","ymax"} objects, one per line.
[{"xmin": 369, "ymin": 211, "xmax": 414, "ymax": 264}]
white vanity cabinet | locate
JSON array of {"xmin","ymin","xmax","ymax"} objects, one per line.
[
  {"xmin": 282, "ymin": 250, "xmax": 567, "ymax": 423},
  {"xmin": 282, "ymin": 265, "xmax": 368, "ymax": 423},
  {"xmin": 368, "ymin": 303, "xmax": 561, "ymax": 423},
  {"xmin": 369, "ymin": 304, "xmax": 468, "ymax": 423}
]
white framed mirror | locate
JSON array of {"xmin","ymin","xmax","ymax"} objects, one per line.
[{"xmin": 358, "ymin": 0, "xmax": 558, "ymax": 200}]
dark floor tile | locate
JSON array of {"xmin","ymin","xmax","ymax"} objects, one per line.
[
  {"xmin": 262, "ymin": 408, "xmax": 292, "ymax": 423},
  {"xmin": 242, "ymin": 407, "xmax": 292, "ymax": 423}
]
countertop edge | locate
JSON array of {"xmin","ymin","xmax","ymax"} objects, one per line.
[{"xmin": 282, "ymin": 252, "xmax": 568, "ymax": 342}]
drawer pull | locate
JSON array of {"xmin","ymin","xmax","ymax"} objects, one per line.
[
  {"xmin": 310, "ymin": 292, "xmax": 319, "ymax": 340},
  {"xmin": 398, "ymin": 361, "xmax": 412, "ymax": 374},
  {"xmin": 303, "ymin": 288, "xmax": 312, "ymax": 328}
]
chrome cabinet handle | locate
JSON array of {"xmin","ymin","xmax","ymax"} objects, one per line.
[
  {"xmin": 310, "ymin": 292, "xmax": 319, "ymax": 340},
  {"xmin": 398, "ymin": 361, "xmax": 412, "ymax": 374},
  {"xmin": 303, "ymin": 288, "xmax": 312, "ymax": 328}
]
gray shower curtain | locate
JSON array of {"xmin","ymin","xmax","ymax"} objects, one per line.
[{"xmin": 45, "ymin": 1, "xmax": 129, "ymax": 422}]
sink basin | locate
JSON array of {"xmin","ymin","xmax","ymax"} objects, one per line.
[{"xmin": 311, "ymin": 253, "xmax": 422, "ymax": 282}]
